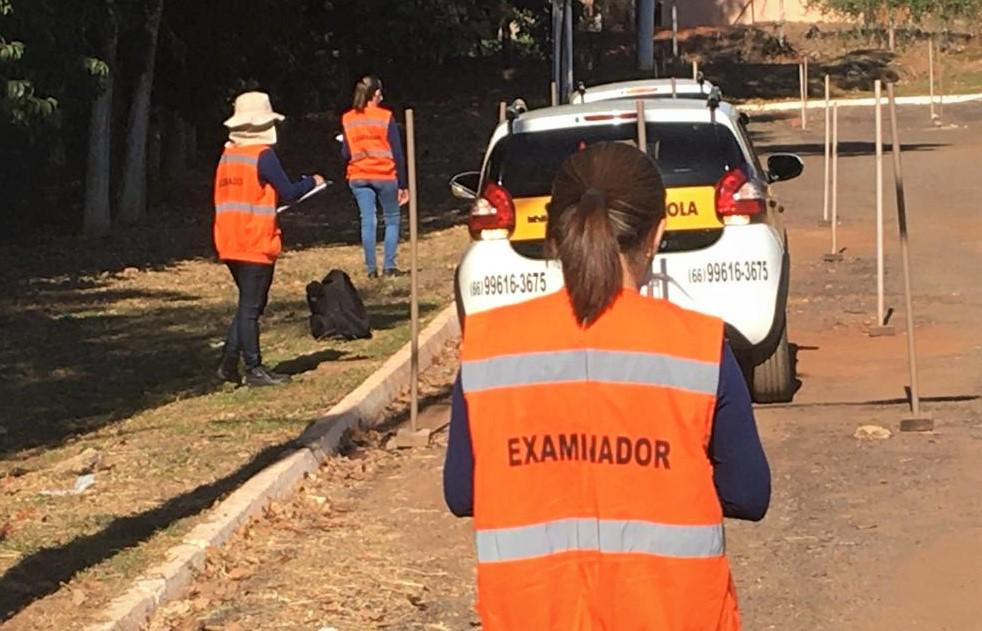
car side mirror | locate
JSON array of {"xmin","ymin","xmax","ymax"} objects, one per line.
[
  {"xmin": 449, "ymin": 171, "xmax": 480, "ymax": 200},
  {"xmin": 767, "ymin": 153, "xmax": 804, "ymax": 183}
]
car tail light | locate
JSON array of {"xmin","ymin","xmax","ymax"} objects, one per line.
[
  {"xmin": 715, "ymin": 167, "xmax": 765, "ymax": 226},
  {"xmin": 468, "ymin": 182, "xmax": 516, "ymax": 240}
]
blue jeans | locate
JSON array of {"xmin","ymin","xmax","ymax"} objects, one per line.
[{"xmin": 349, "ymin": 179, "xmax": 400, "ymax": 273}]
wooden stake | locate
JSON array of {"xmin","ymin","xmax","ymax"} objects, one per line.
[
  {"xmin": 799, "ymin": 62, "xmax": 807, "ymax": 130},
  {"xmin": 692, "ymin": 60, "xmax": 698, "ymax": 80},
  {"xmin": 938, "ymin": 42, "xmax": 944, "ymax": 123},
  {"xmin": 407, "ymin": 109, "xmax": 419, "ymax": 432},
  {"xmin": 636, "ymin": 100, "xmax": 647, "ymax": 153},
  {"xmin": 870, "ymin": 80, "xmax": 893, "ymax": 336},
  {"xmin": 550, "ymin": 81, "xmax": 558, "ymax": 107},
  {"xmin": 928, "ymin": 38, "xmax": 936, "ymax": 121},
  {"xmin": 823, "ymin": 102, "xmax": 842, "ymax": 262},
  {"xmin": 392, "ymin": 109, "xmax": 430, "ymax": 448},
  {"xmin": 886, "ymin": 83, "xmax": 931, "ymax": 430},
  {"xmin": 822, "ymin": 74, "xmax": 830, "ymax": 224}
]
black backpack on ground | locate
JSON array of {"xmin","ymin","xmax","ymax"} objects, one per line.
[{"xmin": 305, "ymin": 269, "xmax": 372, "ymax": 340}]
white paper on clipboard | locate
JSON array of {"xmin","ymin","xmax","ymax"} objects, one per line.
[{"xmin": 276, "ymin": 181, "xmax": 328, "ymax": 214}]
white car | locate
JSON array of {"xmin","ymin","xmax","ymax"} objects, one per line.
[
  {"xmin": 570, "ymin": 78, "xmax": 718, "ymax": 104},
  {"xmin": 449, "ymin": 97, "xmax": 803, "ymax": 403}
]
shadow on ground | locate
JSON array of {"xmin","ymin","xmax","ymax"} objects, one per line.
[{"xmin": 0, "ymin": 435, "xmax": 300, "ymax": 621}]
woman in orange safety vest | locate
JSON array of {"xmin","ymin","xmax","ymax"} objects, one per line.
[
  {"xmin": 214, "ymin": 91, "xmax": 324, "ymax": 387},
  {"xmin": 444, "ymin": 142, "xmax": 771, "ymax": 630},
  {"xmin": 340, "ymin": 75, "xmax": 409, "ymax": 278}
]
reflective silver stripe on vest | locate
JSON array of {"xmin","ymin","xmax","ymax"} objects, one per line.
[
  {"xmin": 349, "ymin": 148, "xmax": 394, "ymax": 161},
  {"xmin": 476, "ymin": 518, "xmax": 724, "ymax": 563},
  {"xmin": 344, "ymin": 119, "xmax": 389, "ymax": 129},
  {"xmin": 215, "ymin": 202, "xmax": 276, "ymax": 216},
  {"xmin": 219, "ymin": 154, "xmax": 260, "ymax": 166},
  {"xmin": 461, "ymin": 349, "xmax": 718, "ymax": 395}
]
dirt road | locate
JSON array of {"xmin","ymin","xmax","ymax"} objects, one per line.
[{"xmin": 146, "ymin": 101, "xmax": 982, "ymax": 631}]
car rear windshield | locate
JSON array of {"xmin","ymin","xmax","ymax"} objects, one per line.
[{"xmin": 486, "ymin": 122, "xmax": 746, "ymax": 196}]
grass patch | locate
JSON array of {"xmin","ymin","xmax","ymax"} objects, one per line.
[{"xmin": 0, "ymin": 224, "xmax": 468, "ymax": 627}]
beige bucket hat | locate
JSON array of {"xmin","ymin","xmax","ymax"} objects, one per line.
[{"xmin": 223, "ymin": 91, "xmax": 285, "ymax": 129}]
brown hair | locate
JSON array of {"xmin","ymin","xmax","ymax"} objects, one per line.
[
  {"xmin": 352, "ymin": 75, "xmax": 382, "ymax": 111},
  {"xmin": 546, "ymin": 142, "xmax": 666, "ymax": 326}
]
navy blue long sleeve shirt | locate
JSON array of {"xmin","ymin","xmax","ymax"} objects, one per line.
[
  {"xmin": 257, "ymin": 148, "xmax": 315, "ymax": 204},
  {"xmin": 443, "ymin": 342, "xmax": 771, "ymax": 521},
  {"xmin": 340, "ymin": 116, "xmax": 408, "ymax": 188}
]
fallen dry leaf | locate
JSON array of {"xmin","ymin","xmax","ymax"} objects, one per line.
[
  {"xmin": 225, "ymin": 566, "xmax": 255, "ymax": 581},
  {"xmin": 71, "ymin": 589, "xmax": 88, "ymax": 606}
]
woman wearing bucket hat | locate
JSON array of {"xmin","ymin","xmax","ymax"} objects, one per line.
[
  {"xmin": 214, "ymin": 91, "xmax": 325, "ymax": 387},
  {"xmin": 340, "ymin": 75, "xmax": 409, "ymax": 278}
]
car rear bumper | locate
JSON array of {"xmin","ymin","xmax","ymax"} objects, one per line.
[{"xmin": 456, "ymin": 224, "xmax": 787, "ymax": 352}]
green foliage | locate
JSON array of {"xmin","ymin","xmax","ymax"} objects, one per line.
[
  {"xmin": 0, "ymin": 0, "xmax": 57, "ymax": 124},
  {"xmin": 82, "ymin": 56, "xmax": 109, "ymax": 77}
]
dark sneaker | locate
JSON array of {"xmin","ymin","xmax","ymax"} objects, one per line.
[
  {"xmin": 367, "ymin": 270, "xmax": 379, "ymax": 279},
  {"xmin": 244, "ymin": 365, "xmax": 292, "ymax": 387},
  {"xmin": 383, "ymin": 268, "xmax": 407, "ymax": 278},
  {"xmin": 217, "ymin": 357, "xmax": 241, "ymax": 385}
]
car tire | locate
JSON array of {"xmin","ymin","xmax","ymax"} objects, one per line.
[{"xmin": 749, "ymin": 323, "xmax": 794, "ymax": 404}]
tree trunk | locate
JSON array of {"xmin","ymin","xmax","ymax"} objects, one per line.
[
  {"xmin": 83, "ymin": 14, "xmax": 119, "ymax": 239},
  {"xmin": 162, "ymin": 109, "xmax": 187, "ymax": 182},
  {"xmin": 638, "ymin": 0, "xmax": 655, "ymax": 71},
  {"xmin": 117, "ymin": 0, "xmax": 164, "ymax": 226}
]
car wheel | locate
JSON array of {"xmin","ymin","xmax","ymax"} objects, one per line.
[{"xmin": 750, "ymin": 323, "xmax": 794, "ymax": 404}]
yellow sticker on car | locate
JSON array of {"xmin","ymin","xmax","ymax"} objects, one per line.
[
  {"xmin": 664, "ymin": 186, "xmax": 723, "ymax": 230},
  {"xmin": 512, "ymin": 196, "xmax": 551, "ymax": 242},
  {"xmin": 511, "ymin": 186, "xmax": 722, "ymax": 242}
]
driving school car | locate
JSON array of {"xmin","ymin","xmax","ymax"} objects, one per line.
[
  {"xmin": 569, "ymin": 77, "xmax": 718, "ymax": 104},
  {"xmin": 450, "ymin": 97, "xmax": 803, "ymax": 403}
]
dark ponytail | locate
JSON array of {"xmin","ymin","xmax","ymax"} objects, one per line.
[
  {"xmin": 551, "ymin": 188, "xmax": 622, "ymax": 327},
  {"xmin": 352, "ymin": 75, "xmax": 381, "ymax": 111},
  {"xmin": 546, "ymin": 142, "xmax": 666, "ymax": 326}
]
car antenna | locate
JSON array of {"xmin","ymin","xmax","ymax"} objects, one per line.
[
  {"xmin": 505, "ymin": 98, "xmax": 528, "ymax": 134},
  {"xmin": 706, "ymin": 86, "xmax": 722, "ymax": 125}
]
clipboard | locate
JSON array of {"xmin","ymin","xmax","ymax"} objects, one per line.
[{"xmin": 276, "ymin": 181, "xmax": 329, "ymax": 214}]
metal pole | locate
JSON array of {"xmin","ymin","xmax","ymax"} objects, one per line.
[
  {"xmin": 563, "ymin": 0, "xmax": 573, "ymax": 103},
  {"xmin": 822, "ymin": 74, "xmax": 830, "ymax": 223},
  {"xmin": 550, "ymin": 81, "xmax": 558, "ymax": 107},
  {"xmin": 499, "ymin": 101, "xmax": 506, "ymax": 123},
  {"xmin": 886, "ymin": 83, "xmax": 930, "ymax": 429},
  {"xmin": 928, "ymin": 37, "xmax": 936, "ymax": 121},
  {"xmin": 671, "ymin": 1, "xmax": 678, "ymax": 58},
  {"xmin": 552, "ymin": 0, "xmax": 562, "ymax": 102},
  {"xmin": 671, "ymin": 76, "xmax": 676, "ymax": 98},
  {"xmin": 406, "ymin": 109, "xmax": 419, "ymax": 433},
  {"xmin": 803, "ymin": 56, "xmax": 809, "ymax": 125},
  {"xmin": 636, "ymin": 100, "xmax": 647, "ymax": 153}
]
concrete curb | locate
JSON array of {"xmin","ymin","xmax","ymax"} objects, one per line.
[
  {"xmin": 740, "ymin": 91, "xmax": 982, "ymax": 113},
  {"xmin": 86, "ymin": 303, "xmax": 461, "ymax": 631}
]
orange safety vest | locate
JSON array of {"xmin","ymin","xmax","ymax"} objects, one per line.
[
  {"xmin": 213, "ymin": 144, "xmax": 281, "ymax": 264},
  {"xmin": 342, "ymin": 104, "xmax": 397, "ymax": 182},
  {"xmin": 460, "ymin": 289, "xmax": 739, "ymax": 631}
]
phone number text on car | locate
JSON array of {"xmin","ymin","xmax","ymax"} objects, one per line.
[
  {"xmin": 470, "ymin": 272, "xmax": 548, "ymax": 297},
  {"xmin": 688, "ymin": 260, "xmax": 769, "ymax": 284}
]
